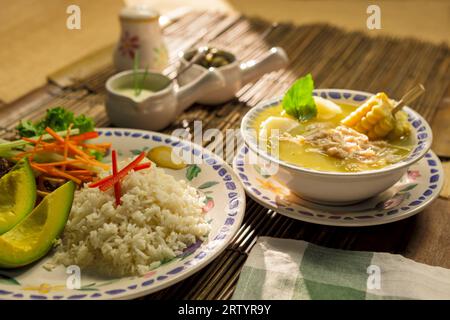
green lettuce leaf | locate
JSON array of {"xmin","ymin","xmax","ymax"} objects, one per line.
[
  {"xmin": 73, "ymin": 114, "xmax": 95, "ymax": 133},
  {"xmin": 16, "ymin": 107, "xmax": 96, "ymax": 137},
  {"xmin": 16, "ymin": 120, "xmax": 39, "ymax": 137},
  {"xmin": 39, "ymin": 107, "xmax": 75, "ymax": 132}
]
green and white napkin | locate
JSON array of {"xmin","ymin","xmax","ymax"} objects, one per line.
[{"xmin": 232, "ymin": 237, "xmax": 450, "ymax": 300}]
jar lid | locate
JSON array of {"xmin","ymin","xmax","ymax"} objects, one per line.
[{"xmin": 120, "ymin": 5, "xmax": 160, "ymax": 22}]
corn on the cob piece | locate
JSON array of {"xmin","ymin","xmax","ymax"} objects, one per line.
[
  {"xmin": 340, "ymin": 93, "xmax": 387, "ymax": 127},
  {"xmin": 388, "ymin": 111, "xmax": 411, "ymax": 140},
  {"xmin": 341, "ymin": 92, "xmax": 410, "ymax": 140}
]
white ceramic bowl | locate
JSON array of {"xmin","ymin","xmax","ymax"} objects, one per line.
[{"xmin": 241, "ymin": 89, "xmax": 433, "ymax": 204}]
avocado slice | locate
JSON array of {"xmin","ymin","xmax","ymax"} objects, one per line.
[
  {"xmin": 0, "ymin": 158, "xmax": 36, "ymax": 234},
  {"xmin": 0, "ymin": 181, "xmax": 75, "ymax": 268}
]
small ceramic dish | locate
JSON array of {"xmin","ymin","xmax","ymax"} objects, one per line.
[
  {"xmin": 177, "ymin": 47, "xmax": 288, "ymax": 105},
  {"xmin": 105, "ymin": 69, "xmax": 224, "ymax": 131},
  {"xmin": 240, "ymin": 89, "xmax": 433, "ymax": 204}
]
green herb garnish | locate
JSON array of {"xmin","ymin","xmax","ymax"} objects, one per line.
[
  {"xmin": 88, "ymin": 149, "xmax": 104, "ymax": 161},
  {"xmin": 16, "ymin": 107, "xmax": 95, "ymax": 137},
  {"xmin": 133, "ymin": 51, "xmax": 149, "ymax": 97},
  {"xmin": 16, "ymin": 120, "xmax": 39, "ymax": 137},
  {"xmin": 282, "ymin": 73, "xmax": 317, "ymax": 121},
  {"xmin": 133, "ymin": 51, "xmax": 140, "ymax": 96},
  {"xmin": 73, "ymin": 114, "xmax": 95, "ymax": 134},
  {"xmin": 39, "ymin": 107, "xmax": 75, "ymax": 132}
]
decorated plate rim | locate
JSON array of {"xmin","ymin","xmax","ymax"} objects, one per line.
[
  {"xmin": 233, "ymin": 144, "xmax": 443, "ymax": 227},
  {"xmin": 0, "ymin": 128, "xmax": 246, "ymax": 300}
]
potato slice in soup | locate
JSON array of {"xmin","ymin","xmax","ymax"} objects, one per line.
[
  {"xmin": 314, "ymin": 96, "xmax": 342, "ymax": 120},
  {"xmin": 259, "ymin": 116, "xmax": 299, "ymax": 139}
]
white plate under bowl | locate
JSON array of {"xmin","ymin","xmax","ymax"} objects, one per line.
[
  {"xmin": 0, "ymin": 129, "xmax": 245, "ymax": 300},
  {"xmin": 233, "ymin": 144, "xmax": 443, "ymax": 227}
]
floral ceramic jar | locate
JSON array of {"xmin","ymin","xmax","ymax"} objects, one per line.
[{"xmin": 113, "ymin": 5, "xmax": 169, "ymax": 72}]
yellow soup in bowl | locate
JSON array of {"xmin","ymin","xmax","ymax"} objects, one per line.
[{"xmin": 254, "ymin": 103, "xmax": 414, "ymax": 173}]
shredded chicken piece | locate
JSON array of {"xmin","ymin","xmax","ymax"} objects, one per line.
[{"xmin": 291, "ymin": 125, "xmax": 404, "ymax": 170}]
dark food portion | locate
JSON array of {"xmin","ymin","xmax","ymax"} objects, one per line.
[
  {"xmin": 0, "ymin": 155, "xmax": 85, "ymax": 202},
  {"xmin": 0, "ymin": 158, "xmax": 13, "ymax": 179},
  {"xmin": 37, "ymin": 175, "xmax": 66, "ymax": 196},
  {"xmin": 0, "ymin": 156, "xmax": 67, "ymax": 200},
  {"xmin": 186, "ymin": 47, "xmax": 234, "ymax": 68}
]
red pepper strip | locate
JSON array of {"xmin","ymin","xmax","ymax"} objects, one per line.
[
  {"xmin": 112, "ymin": 150, "xmax": 121, "ymax": 206},
  {"xmin": 88, "ymin": 152, "xmax": 146, "ymax": 189},
  {"xmin": 85, "ymin": 163, "xmax": 149, "ymax": 191},
  {"xmin": 99, "ymin": 162, "xmax": 151, "ymax": 191},
  {"xmin": 99, "ymin": 152, "xmax": 146, "ymax": 192},
  {"xmin": 133, "ymin": 162, "xmax": 151, "ymax": 172},
  {"xmin": 70, "ymin": 131, "xmax": 99, "ymax": 141}
]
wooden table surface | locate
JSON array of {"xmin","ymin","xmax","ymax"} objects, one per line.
[{"xmin": 0, "ymin": 11, "xmax": 449, "ymax": 299}]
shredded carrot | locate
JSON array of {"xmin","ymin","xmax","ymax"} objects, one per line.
[
  {"xmin": 33, "ymin": 160, "xmax": 81, "ymax": 167},
  {"xmin": 16, "ymin": 127, "xmax": 111, "ymax": 186},
  {"xmin": 81, "ymin": 143, "xmax": 111, "ymax": 152},
  {"xmin": 45, "ymin": 127, "xmax": 92, "ymax": 160},
  {"xmin": 48, "ymin": 167, "xmax": 82, "ymax": 185},
  {"xmin": 31, "ymin": 162, "xmax": 93, "ymax": 184},
  {"xmin": 15, "ymin": 150, "xmax": 36, "ymax": 158},
  {"xmin": 63, "ymin": 124, "xmax": 73, "ymax": 170},
  {"xmin": 29, "ymin": 135, "xmax": 42, "ymax": 161},
  {"xmin": 66, "ymin": 169, "xmax": 93, "ymax": 175},
  {"xmin": 74, "ymin": 155, "xmax": 110, "ymax": 170},
  {"xmin": 40, "ymin": 145, "xmax": 64, "ymax": 152},
  {"xmin": 44, "ymin": 127, "xmax": 65, "ymax": 143},
  {"xmin": 89, "ymin": 143, "xmax": 111, "ymax": 148},
  {"xmin": 75, "ymin": 176, "xmax": 94, "ymax": 182},
  {"xmin": 66, "ymin": 169, "xmax": 91, "ymax": 173},
  {"xmin": 68, "ymin": 141, "xmax": 94, "ymax": 159},
  {"xmin": 30, "ymin": 163, "xmax": 49, "ymax": 174},
  {"xmin": 22, "ymin": 137, "xmax": 51, "ymax": 146}
]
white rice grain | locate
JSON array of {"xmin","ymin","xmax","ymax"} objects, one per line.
[{"xmin": 51, "ymin": 160, "xmax": 210, "ymax": 276}]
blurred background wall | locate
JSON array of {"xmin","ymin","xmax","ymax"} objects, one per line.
[{"xmin": 0, "ymin": 0, "xmax": 448, "ymax": 103}]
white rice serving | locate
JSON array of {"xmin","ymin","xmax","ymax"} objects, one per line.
[{"xmin": 50, "ymin": 159, "xmax": 210, "ymax": 276}]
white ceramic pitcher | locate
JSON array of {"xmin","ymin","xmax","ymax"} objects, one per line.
[{"xmin": 113, "ymin": 5, "xmax": 169, "ymax": 72}]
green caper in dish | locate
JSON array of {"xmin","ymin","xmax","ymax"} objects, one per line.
[{"xmin": 186, "ymin": 47, "xmax": 235, "ymax": 68}]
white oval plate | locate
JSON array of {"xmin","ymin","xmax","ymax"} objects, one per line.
[
  {"xmin": 233, "ymin": 145, "xmax": 443, "ymax": 227},
  {"xmin": 0, "ymin": 129, "xmax": 245, "ymax": 300}
]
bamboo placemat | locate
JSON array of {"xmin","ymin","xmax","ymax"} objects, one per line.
[{"xmin": 0, "ymin": 11, "xmax": 449, "ymax": 300}]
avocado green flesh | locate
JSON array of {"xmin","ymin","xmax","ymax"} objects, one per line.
[
  {"xmin": 0, "ymin": 159, "xmax": 36, "ymax": 234},
  {"xmin": 0, "ymin": 181, "xmax": 75, "ymax": 268}
]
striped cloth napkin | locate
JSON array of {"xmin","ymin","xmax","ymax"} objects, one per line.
[{"xmin": 232, "ymin": 237, "xmax": 450, "ymax": 300}]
